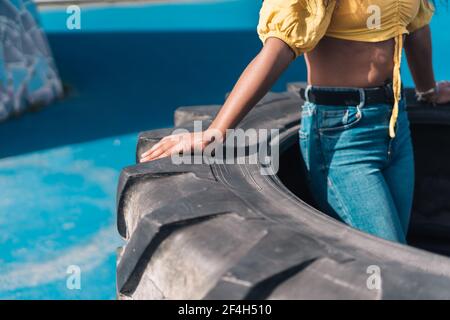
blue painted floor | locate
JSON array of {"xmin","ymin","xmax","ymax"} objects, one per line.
[
  {"xmin": 0, "ymin": 0, "xmax": 448, "ymax": 299},
  {"xmin": 0, "ymin": 133, "xmax": 135, "ymax": 299}
]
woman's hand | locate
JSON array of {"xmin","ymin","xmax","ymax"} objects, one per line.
[
  {"xmin": 139, "ymin": 130, "xmax": 220, "ymax": 163},
  {"xmin": 436, "ymin": 81, "xmax": 450, "ymax": 105}
]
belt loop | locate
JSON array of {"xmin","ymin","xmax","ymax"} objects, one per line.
[
  {"xmin": 357, "ymin": 88, "xmax": 366, "ymax": 109},
  {"xmin": 304, "ymin": 85, "xmax": 312, "ymax": 103}
]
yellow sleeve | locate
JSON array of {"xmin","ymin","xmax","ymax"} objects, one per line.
[
  {"xmin": 408, "ymin": 0, "xmax": 435, "ymax": 32},
  {"xmin": 257, "ymin": 0, "xmax": 336, "ymax": 57}
]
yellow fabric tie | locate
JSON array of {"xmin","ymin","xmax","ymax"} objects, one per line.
[{"xmin": 389, "ymin": 34, "xmax": 404, "ymax": 138}]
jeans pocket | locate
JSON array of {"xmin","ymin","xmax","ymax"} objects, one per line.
[{"xmin": 318, "ymin": 106, "xmax": 363, "ymax": 134}]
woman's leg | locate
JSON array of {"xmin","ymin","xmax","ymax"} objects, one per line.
[
  {"xmin": 299, "ymin": 102, "xmax": 407, "ymax": 243},
  {"xmin": 381, "ymin": 101, "xmax": 415, "ymax": 236},
  {"xmin": 317, "ymin": 155, "xmax": 406, "ymax": 243}
]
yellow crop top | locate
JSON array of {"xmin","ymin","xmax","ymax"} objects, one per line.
[{"xmin": 257, "ymin": 0, "xmax": 435, "ymax": 138}]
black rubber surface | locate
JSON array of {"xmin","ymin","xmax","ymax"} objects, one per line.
[{"xmin": 117, "ymin": 84, "xmax": 450, "ymax": 299}]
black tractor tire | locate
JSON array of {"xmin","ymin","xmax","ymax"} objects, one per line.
[{"xmin": 116, "ymin": 84, "xmax": 450, "ymax": 300}]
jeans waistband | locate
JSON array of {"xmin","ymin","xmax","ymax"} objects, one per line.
[{"xmin": 301, "ymin": 82, "xmax": 405, "ymax": 108}]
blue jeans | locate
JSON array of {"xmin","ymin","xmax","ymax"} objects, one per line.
[{"xmin": 299, "ymin": 87, "xmax": 414, "ymax": 243}]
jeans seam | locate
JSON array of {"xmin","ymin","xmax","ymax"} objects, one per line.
[
  {"xmin": 315, "ymin": 125, "xmax": 355, "ymax": 226},
  {"xmin": 388, "ymin": 108, "xmax": 402, "ymax": 162},
  {"xmin": 299, "ymin": 131, "xmax": 309, "ymax": 170},
  {"xmin": 326, "ymin": 175, "xmax": 355, "ymax": 226}
]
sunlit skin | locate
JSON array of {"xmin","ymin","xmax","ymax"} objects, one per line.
[{"xmin": 140, "ymin": 25, "xmax": 450, "ymax": 162}]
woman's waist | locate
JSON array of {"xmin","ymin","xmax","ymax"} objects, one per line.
[
  {"xmin": 300, "ymin": 82, "xmax": 405, "ymax": 108},
  {"xmin": 305, "ymin": 37, "xmax": 396, "ymax": 88}
]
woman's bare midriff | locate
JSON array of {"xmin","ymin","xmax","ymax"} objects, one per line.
[{"xmin": 305, "ymin": 36, "xmax": 396, "ymax": 88}]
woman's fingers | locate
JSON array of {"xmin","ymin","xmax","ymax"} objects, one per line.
[
  {"xmin": 141, "ymin": 136, "xmax": 176, "ymax": 158},
  {"xmin": 141, "ymin": 143, "xmax": 159, "ymax": 158},
  {"xmin": 436, "ymin": 81, "xmax": 450, "ymax": 105},
  {"xmin": 140, "ymin": 143, "xmax": 164, "ymax": 161},
  {"xmin": 140, "ymin": 137, "xmax": 177, "ymax": 161},
  {"xmin": 438, "ymin": 81, "xmax": 450, "ymax": 90},
  {"xmin": 138, "ymin": 132, "xmax": 208, "ymax": 163},
  {"xmin": 140, "ymin": 141, "xmax": 164, "ymax": 158},
  {"xmin": 151, "ymin": 144, "xmax": 184, "ymax": 161},
  {"xmin": 144, "ymin": 140, "xmax": 172, "ymax": 159},
  {"xmin": 140, "ymin": 140, "xmax": 176, "ymax": 162}
]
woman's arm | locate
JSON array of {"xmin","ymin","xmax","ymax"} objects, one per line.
[
  {"xmin": 405, "ymin": 25, "xmax": 435, "ymax": 92},
  {"xmin": 140, "ymin": 38, "xmax": 295, "ymax": 162},
  {"xmin": 405, "ymin": 25, "xmax": 450, "ymax": 104},
  {"xmin": 207, "ymin": 38, "xmax": 295, "ymax": 135}
]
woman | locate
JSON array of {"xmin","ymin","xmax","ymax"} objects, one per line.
[{"xmin": 140, "ymin": 0, "xmax": 450, "ymax": 243}]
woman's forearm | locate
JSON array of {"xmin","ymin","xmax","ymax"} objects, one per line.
[
  {"xmin": 208, "ymin": 38, "xmax": 295, "ymax": 136},
  {"xmin": 405, "ymin": 25, "xmax": 436, "ymax": 92}
]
